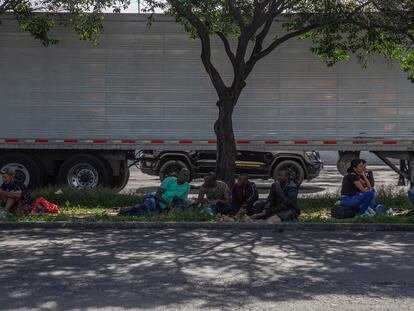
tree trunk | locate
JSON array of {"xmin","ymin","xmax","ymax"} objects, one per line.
[{"xmin": 215, "ymin": 100, "xmax": 237, "ymax": 188}]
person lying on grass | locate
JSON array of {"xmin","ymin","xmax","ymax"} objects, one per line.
[
  {"xmin": 0, "ymin": 168, "xmax": 32, "ymax": 216},
  {"xmin": 244, "ymin": 170, "xmax": 300, "ymax": 223},
  {"xmin": 119, "ymin": 168, "xmax": 191, "ymax": 217}
]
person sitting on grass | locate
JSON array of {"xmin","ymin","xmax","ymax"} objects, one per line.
[
  {"xmin": 340, "ymin": 159, "xmax": 375, "ymax": 217},
  {"xmin": 406, "ymin": 189, "xmax": 414, "ymax": 217},
  {"xmin": 231, "ymin": 173, "xmax": 259, "ymax": 220},
  {"xmin": 119, "ymin": 168, "xmax": 191, "ymax": 217},
  {"xmin": 245, "ymin": 170, "xmax": 300, "ymax": 223},
  {"xmin": 197, "ymin": 172, "xmax": 232, "ymax": 216},
  {"xmin": 0, "ymin": 168, "xmax": 32, "ymax": 216}
]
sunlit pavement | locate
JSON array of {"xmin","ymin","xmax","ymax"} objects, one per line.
[{"xmin": 1, "ymin": 229, "xmax": 414, "ymax": 310}]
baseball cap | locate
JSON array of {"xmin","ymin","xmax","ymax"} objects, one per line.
[{"xmin": 0, "ymin": 168, "xmax": 16, "ymax": 176}]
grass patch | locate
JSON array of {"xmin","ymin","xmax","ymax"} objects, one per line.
[
  {"xmin": 3, "ymin": 209, "xmax": 219, "ymax": 223},
  {"xmin": 1, "ymin": 186, "xmax": 413, "ymax": 224},
  {"xmin": 32, "ymin": 187, "xmax": 141, "ymax": 209}
]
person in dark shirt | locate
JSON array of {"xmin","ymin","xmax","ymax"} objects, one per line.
[
  {"xmin": 340, "ymin": 159, "xmax": 375, "ymax": 216},
  {"xmin": 231, "ymin": 173, "xmax": 259, "ymax": 219},
  {"xmin": 246, "ymin": 170, "xmax": 300, "ymax": 222},
  {"xmin": 0, "ymin": 168, "xmax": 32, "ymax": 215}
]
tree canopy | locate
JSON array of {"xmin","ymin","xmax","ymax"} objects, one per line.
[
  {"xmin": 141, "ymin": 1, "xmax": 414, "ymax": 185},
  {"xmin": 0, "ymin": 0, "xmax": 131, "ymax": 45},
  {"xmin": 143, "ymin": 1, "xmax": 414, "ymax": 88}
]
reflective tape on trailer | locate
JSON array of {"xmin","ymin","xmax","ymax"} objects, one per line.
[{"xmin": 0, "ymin": 139, "xmax": 413, "ymax": 146}]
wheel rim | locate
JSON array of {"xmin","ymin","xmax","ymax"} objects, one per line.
[
  {"xmin": 67, "ymin": 163, "xmax": 99, "ymax": 189},
  {"xmin": 0, "ymin": 163, "xmax": 30, "ymax": 187}
]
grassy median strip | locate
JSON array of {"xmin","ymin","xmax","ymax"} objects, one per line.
[{"xmin": 1, "ymin": 186, "xmax": 413, "ymax": 223}]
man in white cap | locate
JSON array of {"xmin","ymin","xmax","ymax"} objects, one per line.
[{"xmin": 0, "ymin": 168, "xmax": 32, "ymax": 215}]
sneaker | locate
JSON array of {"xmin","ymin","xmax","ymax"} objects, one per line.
[
  {"xmin": 357, "ymin": 210, "xmax": 375, "ymax": 218},
  {"xmin": 406, "ymin": 210, "xmax": 414, "ymax": 217},
  {"xmin": 367, "ymin": 207, "xmax": 376, "ymax": 216}
]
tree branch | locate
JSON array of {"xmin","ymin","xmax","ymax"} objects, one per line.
[
  {"xmin": 217, "ymin": 31, "xmax": 236, "ymax": 67},
  {"xmin": 187, "ymin": 16, "xmax": 228, "ymax": 97},
  {"xmin": 245, "ymin": 23, "xmax": 320, "ymax": 78},
  {"xmin": 227, "ymin": 0, "xmax": 245, "ymax": 30}
]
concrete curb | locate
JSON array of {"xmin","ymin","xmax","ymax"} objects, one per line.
[{"xmin": 1, "ymin": 221, "xmax": 414, "ymax": 232}]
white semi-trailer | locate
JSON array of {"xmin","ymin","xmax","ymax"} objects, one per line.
[{"xmin": 0, "ymin": 14, "xmax": 413, "ymax": 189}]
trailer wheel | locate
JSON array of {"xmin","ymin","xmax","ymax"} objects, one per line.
[
  {"xmin": 0, "ymin": 153, "xmax": 45, "ymax": 189},
  {"xmin": 159, "ymin": 160, "xmax": 191, "ymax": 181},
  {"xmin": 112, "ymin": 161, "xmax": 130, "ymax": 191},
  {"xmin": 337, "ymin": 152, "xmax": 360, "ymax": 176},
  {"xmin": 58, "ymin": 154, "xmax": 112, "ymax": 190},
  {"xmin": 273, "ymin": 160, "xmax": 305, "ymax": 186}
]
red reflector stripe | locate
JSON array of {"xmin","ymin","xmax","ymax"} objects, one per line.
[
  {"xmin": 294, "ymin": 140, "xmax": 308, "ymax": 145},
  {"xmin": 208, "ymin": 140, "xmax": 217, "ymax": 144},
  {"xmin": 5, "ymin": 139, "xmax": 18, "ymax": 143},
  {"xmin": 150, "ymin": 140, "xmax": 164, "ymax": 144},
  {"xmin": 324, "ymin": 141, "xmax": 337, "ymax": 145},
  {"xmin": 93, "ymin": 140, "xmax": 107, "ymax": 144},
  {"xmin": 35, "ymin": 139, "xmax": 48, "ymax": 143},
  {"xmin": 265, "ymin": 140, "xmax": 279, "ymax": 144},
  {"xmin": 383, "ymin": 141, "xmax": 397, "ymax": 145},
  {"xmin": 237, "ymin": 140, "xmax": 250, "ymax": 144},
  {"xmin": 179, "ymin": 140, "xmax": 192, "ymax": 144},
  {"xmin": 122, "ymin": 139, "xmax": 135, "ymax": 144},
  {"xmin": 64, "ymin": 139, "xmax": 78, "ymax": 143}
]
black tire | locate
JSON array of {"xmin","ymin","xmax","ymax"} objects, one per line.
[
  {"xmin": 0, "ymin": 153, "xmax": 45, "ymax": 189},
  {"xmin": 337, "ymin": 153, "xmax": 360, "ymax": 176},
  {"xmin": 273, "ymin": 160, "xmax": 305, "ymax": 186},
  {"xmin": 159, "ymin": 159, "xmax": 191, "ymax": 181},
  {"xmin": 57, "ymin": 154, "xmax": 113, "ymax": 190},
  {"xmin": 112, "ymin": 161, "xmax": 130, "ymax": 191}
]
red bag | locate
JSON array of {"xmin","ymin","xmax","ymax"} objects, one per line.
[{"xmin": 32, "ymin": 197, "xmax": 60, "ymax": 214}]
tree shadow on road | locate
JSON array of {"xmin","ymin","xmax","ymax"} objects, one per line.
[{"xmin": 1, "ymin": 228, "xmax": 414, "ymax": 310}]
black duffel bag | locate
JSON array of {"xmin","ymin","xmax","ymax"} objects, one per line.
[{"xmin": 331, "ymin": 204, "xmax": 358, "ymax": 219}]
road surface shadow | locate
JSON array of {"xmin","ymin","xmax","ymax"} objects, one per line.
[{"xmin": 1, "ymin": 229, "xmax": 414, "ymax": 310}]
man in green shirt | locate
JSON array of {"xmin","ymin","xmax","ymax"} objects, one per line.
[
  {"xmin": 119, "ymin": 168, "xmax": 191, "ymax": 217},
  {"xmin": 155, "ymin": 168, "xmax": 191, "ymax": 210}
]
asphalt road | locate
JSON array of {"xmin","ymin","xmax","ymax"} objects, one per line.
[
  {"xmin": 124, "ymin": 165, "xmax": 402, "ymax": 197},
  {"xmin": 1, "ymin": 228, "xmax": 414, "ymax": 310}
]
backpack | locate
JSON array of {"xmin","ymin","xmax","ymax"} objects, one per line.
[
  {"xmin": 331, "ymin": 204, "xmax": 357, "ymax": 219},
  {"xmin": 32, "ymin": 197, "xmax": 60, "ymax": 214}
]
